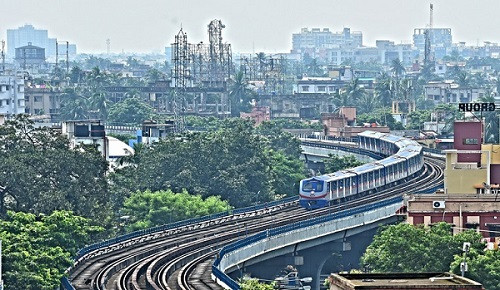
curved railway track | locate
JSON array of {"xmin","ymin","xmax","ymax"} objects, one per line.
[{"xmin": 69, "ymin": 157, "xmax": 444, "ymax": 290}]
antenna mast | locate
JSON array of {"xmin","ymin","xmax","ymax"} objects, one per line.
[
  {"xmin": 429, "ymin": 3, "xmax": 434, "ymax": 29},
  {"xmin": 106, "ymin": 38, "xmax": 111, "ymax": 54},
  {"xmin": 66, "ymin": 41, "xmax": 69, "ymax": 74},
  {"xmin": 1, "ymin": 40, "xmax": 5, "ymax": 73},
  {"xmin": 55, "ymin": 40, "xmax": 59, "ymax": 70}
]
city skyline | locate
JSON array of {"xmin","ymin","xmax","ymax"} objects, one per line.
[{"xmin": 1, "ymin": 0, "xmax": 499, "ymax": 54}]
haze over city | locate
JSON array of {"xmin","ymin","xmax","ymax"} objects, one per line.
[{"xmin": 2, "ymin": 0, "xmax": 500, "ymax": 54}]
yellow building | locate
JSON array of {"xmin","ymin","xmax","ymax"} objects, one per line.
[{"xmin": 444, "ymin": 144, "xmax": 500, "ymax": 194}]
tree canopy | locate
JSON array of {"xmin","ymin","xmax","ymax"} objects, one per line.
[
  {"xmin": 0, "ymin": 115, "xmax": 110, "ymax": 220},
  {"xmin": 0, "ymin": 210, "xmax": 102, "ymax": 290},
  {"xmin": 360, "ymin": 222, "xmax": 483, "ymax": 273},
  {"xmin": 324, "ymin": 154, "xmax": 364, "ymax": 173},
  {"xmin": 111, "ymin": 119, "xmax": 306, "ymax": 207},
  {"xmin": 120, "ymin": 189, "xmax": 230, "ymax": 231}
]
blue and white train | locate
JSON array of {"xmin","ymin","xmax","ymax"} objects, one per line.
[{"xmin": 299, "ymin": 131, "xmax": 424, "ymax": 209}]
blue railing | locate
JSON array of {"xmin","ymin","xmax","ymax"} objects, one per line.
[
  {"xmin": 60, "ymin": 277, "xmax": 75, "ymax": 290},
  {"xmin": 212, "ymin": 196, "xmax": 403, "ymax": 289}
]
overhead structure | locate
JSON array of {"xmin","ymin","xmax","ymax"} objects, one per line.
[
  {"xmin": 170, "ymin": 20, "xmax": 233, "ymax": 123},
  {"xmin": 238, "ymin": 53, "xmax": 288, "ymax": 94}
]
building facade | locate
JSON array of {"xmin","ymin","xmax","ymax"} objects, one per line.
[
  {"xmin": 7, "ymin": 24, "xmax": 76, "ymax": 59},
  {"xmin": 7, "ymin": 24, "xmax": 56, "ymax": 58},
  {"xmin": 424, "ymin": 81, "xmax": 486, "ymax": 105},
  {"xmin": 413, "ymin": 28, "xmax": 453, "ymax": 59},
  {"xmin": 24, "ymin": 87, "xmax": 61, "ymax": 121},
  {"xmin": 0, "ymin": 75, "xmax": 26, "ymax": 115},
  {"xmin": 407, "ymin": 121, "xmax": 500, "ymax": 241},
  {"xmin": 14, "ymin": 43, "xmax": 46, "ymax": 70}
]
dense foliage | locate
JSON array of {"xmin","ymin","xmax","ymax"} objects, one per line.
[
  {"xmin": 108, "ymin": 97, "xmax": 155, "ymax": 125},
  {"xmin": 240, "ymin": 278, "xmax": 274, "ymax": 290},
  {"xmin": 112, "ymin": 119, "xmax": 306, "ymax": 207},
  {"xmin": 0, "ymin": 210, "xmax": 102, "ymax": 290},
  {"xmin": 324, "ymin": 154, "xmax": 364, "ymax": 173},
  {"xmin": 0, "ymin": 115, "xmax": 110, "ymax": 220},
  {"xmin": 361, "ymin": 222, "xmax": 483, "ymax": 273},
  {"xmin": 450, "ymin": 247, "xmax": 500, "ymax": 289},
  {"xmin": 120, "ymin": 189, "xmax": 230, "ymax": 231}
]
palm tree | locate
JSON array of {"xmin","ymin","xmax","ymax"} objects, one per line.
[
  {"xmin": 375, "ymin": 73, "xmax": 393, "ymax": 107},
  {"xmin": 229, "ymin": 71, "xmax": 254, "ymax": 117},
  {"xmin": 456, "ymin": 71, "xmax": 471, "ymax": 88},
  {"xmin": 59, "ymin": 88, "xmax": 90, "ymax": 120},
  {"xmin": 478, "ymin": 94, "xmax": 499, "ymax": 143},
  {"xmin": 88, "ymin": 92, "xmax": 110, "ymax": 120},
  {"xmin": 391, "ymin": 58, "xmax": 405, "ymax": 98},
  {"xmin": 357, "ymin": 92, "xmax": 380, "ymax": 115}
]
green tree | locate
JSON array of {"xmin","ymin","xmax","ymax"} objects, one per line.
[
  {"xmin": 269, "ymin": 150, "xmax": 306, "ymax": 197},
  {"xmin": 120, "ymin": 189, "xmax": 230, "ymax": 231},
  {"xmin": 360, "ymin": 222, "xmax": 483, "ymax": 273},
  {"xmin": 0, "ymin": 115, "xmax": 110, "ymax": 220},
  {"xmin": 324, "ymin": 154, "xmax": 364, "ymax": 173},
  {"xmin": 108, "ymin": 97, "xmax": 155, "ymax": 125},
  {"xmin": 113, "ymin": 119, "xmax": 274, "ymax": 207},
  {"xmin": 229, "ymin": 71, "xmax": 254, "ymax": 117},
  {"xmin": 477, "ymin": 94, "xmax": 499, "ymax": 143},
  {"xmin": 406, "ymin": 110, "xmax": 431, "ymax": 130},
  {"xmin": 240, "ymin": 278, "xmax": 274, "ymax": 290},
  {"xmin": 450, "ymin": 248, "xmax": 500, "ymax": 289},
  {"xmin": 0, "ymin": 210, "xmax": 103, "ymax": 290}
]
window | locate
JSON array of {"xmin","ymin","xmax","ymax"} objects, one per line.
[
  {"xmin": 302, "ymin": 180, "xmax": 324, "ymax": 192},
  {"xmin": 5, "ymin": 100, "xmax": 10, "ymax": 105},
  {"xmin": 302, "ymin": 86, "xmax": 309, "ymax": 92},
  {"xmin": 463, "ymin": 138, "xmax": 479, "ymax": 145},
  {"xmin": 34, "ymin": 96, "xmax": 43, "ymax": 102},
  {"xmin": 318, "ymin": 86, "xmax": 326, "ymax": 92}
]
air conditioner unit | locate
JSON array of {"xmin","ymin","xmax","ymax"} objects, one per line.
[{"xmin": 433, "ymin": 201, "xmax": 445, "ymax": 209}]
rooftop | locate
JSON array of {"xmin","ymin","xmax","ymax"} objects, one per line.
[{"xmin": 330, "ymin": 273, "xmax": 482, "ymax": 289}]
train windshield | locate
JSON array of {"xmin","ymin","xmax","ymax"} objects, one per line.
[{"xmin": 302, "ymin": 179, "xmax": 324, "ymax": 192}]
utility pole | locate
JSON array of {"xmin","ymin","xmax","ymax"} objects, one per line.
[
  {"xmin": 106, "ymin": 38, "xmax": 111, "ymax": 55},
  {"xmin": 0, "ymin": 40, "xmax": 5, "ymax": 73},
  {"xmin": 66, "ymin": 41, "xmax": 69, "ymax": 74},
  {"xmin": 55, "ymin": 40, "xmax": 59, "ymax": 70},
  {"xmin": 0, "ymin": 240, "xmax": 3, "ymax": 290}
]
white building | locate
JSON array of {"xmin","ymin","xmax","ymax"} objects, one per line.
[
  {"xmin": 0, "ymin": 75, "xmax": 26, "ymax": 115},
  {"xmin": 424, "ymin": 80, "xmax": 486, "ymax": 104}
]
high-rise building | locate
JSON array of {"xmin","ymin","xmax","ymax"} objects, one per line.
[
  {"xmin": 413, "ymin": 28, "xmax": 452, "ymax": 59},
  {"xmin": 7, "ymin": 24, "xmax": 76, "ymax": 59},
  {"xmin": 292, "ymin": 27, "xmax": 362, "ymax": 54}
]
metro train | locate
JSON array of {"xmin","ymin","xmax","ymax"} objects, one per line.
[{"xmin": 299, "ymin": 131, "xmax": 424, "ymax": 209}]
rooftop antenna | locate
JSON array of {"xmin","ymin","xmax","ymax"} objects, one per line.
[
  {"xmin": 66, "ymin": 41, "xmax": 69, "ymax": 74},
  {"xmin": 1, "ymin": 40, "xmax": 5, "ymax": 73},
  {"xmin": 55, "ymin": 40, "xmax": 59, "ymax": 70},
  {"xmin": 106, "ymin": 38, "xmax": 111, "ymax": 54},
  {"xmin": 429, "ymin": 3, "xmax": 433, "ymax": 30}
]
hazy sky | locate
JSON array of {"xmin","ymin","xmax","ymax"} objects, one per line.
[{"xmin": 2, "ymin": 0, "xmax": 499, "ymax": 54}]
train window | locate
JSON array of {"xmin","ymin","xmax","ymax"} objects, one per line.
[
  {"xmin": 302, "ymin": 180, "xmax": 324, "ymax": 192},
  {"xmin": 339, "ymin": 179, "xmax": 344, "ymax": 189},
  {"xmin": 332, "ymin": 181, "xmax": 337, "ymax": 190}
]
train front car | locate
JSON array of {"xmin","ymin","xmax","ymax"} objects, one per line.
[{"xmin": 299, "ymin": 176, "xmax": 329, "ymax": 209}]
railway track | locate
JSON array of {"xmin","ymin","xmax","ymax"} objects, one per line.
[{"xmin": 69, "ymin": 157, "xmax": 444, "ymax": 290}]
